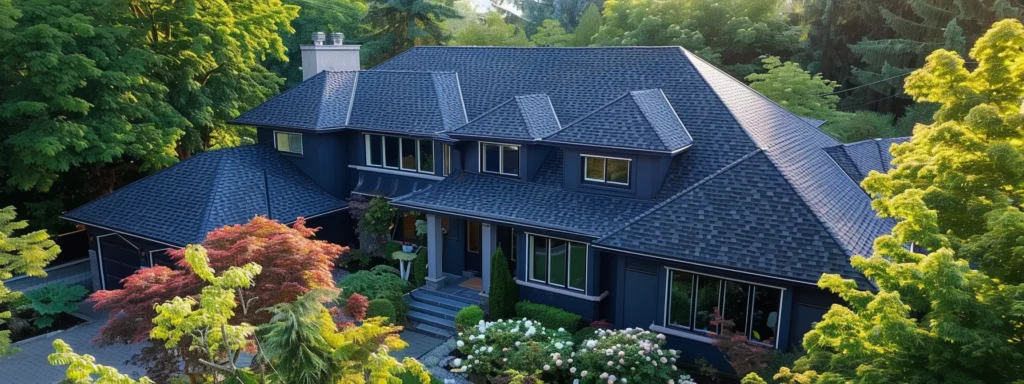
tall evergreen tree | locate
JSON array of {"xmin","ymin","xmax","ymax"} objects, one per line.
[
  {"xmin": 571, "ymin": 3, "xmax": 601, "ymax": 46},
  {"xmin": 362, "ymin": 0, "xmax": 462, "ymax": 66}
]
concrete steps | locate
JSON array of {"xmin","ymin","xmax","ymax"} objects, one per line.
[{"xmin": 405, "ymin": 288, "xmax": 477, "ymax": 337}]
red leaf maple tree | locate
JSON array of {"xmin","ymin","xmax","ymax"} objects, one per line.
[{"xmin": 90, "ymin": 216, "xmax": 347, "ymax": 344}]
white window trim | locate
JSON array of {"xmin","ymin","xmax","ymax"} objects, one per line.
[
  {"xmin": 366, "ymin": 133, "xmax": 435, "ymax": 174},
  {"xmin": 274, "ymin": 131, "xmax": 303, "ymax": 155},
  {"xmin": 479, "ymin": 142, "xmax": 520, "ymax": 177},
  {"xmin": 442, "ymin": 144, "xmax": 452, "ymax": 176},
  {"xmin": 581, "ymin": 154, "xmax": 631, "ymax": 186},
  {"xmin": 400, "ymin": 137, "xmax": 418, "ymax": 172},
  {"xmin": 526, "ymin": 233, "xmax": 587, "ymax": 292},
  {"xmin": 662, "ymin": 267, "xmax": 785, "ymax": 348}
]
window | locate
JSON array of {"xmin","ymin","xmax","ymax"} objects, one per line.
[
  {"xmin": 364, "ymin": 134, "xmax": 434, "ymax": 174},
  {"xmin": 481, "ymin": 142, "xmax": 520, "ymax": 177},
  {"xmin": 398, "ymin": 212, "xmax": 422, "ymax": 242},
  {"xmin": 665, "ymin": 269, "xmax": 783, "ymax": 345},
  {"xmin": 274, "ymin": 132, "xmax": 302, "ymax": 155},
  {"xmin": 365, "ymin": 134, "xmax": 382, "ymax": 166},
  {"xmin": 527, "ymin": 234, "xmax": 587, "ymax": 291},
  {"xmin": 582, "ymin": 155, "xmax": 630, "ymax": 186},
  {"xmin": 419, "ymin": 140, "xmax": 434, "ymax": 173},
  {"xmin": 443, "ymin": 144, "xmax": 452, "ymax": 176}
]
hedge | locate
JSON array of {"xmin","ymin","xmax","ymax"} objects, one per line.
[{"xmin": 514, "ymin": 301, "xmax": 582, "ymax": 333}]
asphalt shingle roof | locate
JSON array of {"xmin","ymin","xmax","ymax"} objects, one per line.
[
  {"xmin": 449, "ymin": 94, "xmax": 561, "ymax": 141},
  {"xmin": 824, "ymin": 137, "xmax": 911, "ymax": 183},
  {"xmin": 597, "ymin": 151, "xmax": 867, "ymax": 287},
  {"xmin": 231, "ymin": 70, "xmax": 468, "ymax": 136},
  {"xmin": 63, "ymin": 145, "xmax": 346, "ymax": 246},
  {"xmin": 545, "ymin": 89, "xmax": 692, "ymax": 152},
  {"xmin": 393, "ymin": 170, "xmax": 656, "ymax": 236}
]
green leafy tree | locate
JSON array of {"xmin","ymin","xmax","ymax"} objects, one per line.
[
  {"xmin": 530, "ymin": 19, "xmax": 573, "ymax": 46},
  {"xmin": 570, "ymin": 3, "xmax": 601, "ymax": 46},
  {"xmin": 357, "ymin": 197, "xmax": 397, "ymax": 258},
  {"xmin": 270, "ymin": 0, "xmax": 369, "ymax": 87},
  {"xmin": 0, "ymin": 0, "xmax": 186, "ymax": 193},
  {"xmin": 489, "ymin": 247, "xmax": 518, "ymax": 319},
  {"xmin": 774, "ymin": 19, "xmax": 1024, "ymax": 383},
  {"xmin": 450, "ymin": 12, "xmax": 532, "ymax": 46},
  {"xmin": 362, "ymin": 0, "xmax": 462, "ymax": 66},
  {"xmin": 0, "ymin": 205, "xmax": 59, "ymax": 356},
  {"xmin": 746, "ymin": 57, "xmax": 843, "ymax": 121},
  {"xmin": 48, "ymin": 340, "xmax": 156, "ymax": 384}
]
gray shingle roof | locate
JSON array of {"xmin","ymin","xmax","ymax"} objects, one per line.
[
  {"xmin": 545, "ymin": 89, "xmax": 693, "ymax": 152},
  {"xmin": 449, "ymin": 94, "xmax": 561, "ymax": 141},
  {"xmin": 393, "ymin": 170, "xmax": 655, "ymax": 236},
  {"xmin": 231, "ymin": 70, "xmax": 468, "ymax": 136},
  {"xmin": 824, "ymin": 137, "xmax": 911, "ymax": 183},
  {"xmin": 62, "ymin": 145, "xmax": 346, "ymax": 246},
  {"xmin": 597, "ymin": 151, "xmax": 868, "ymax": 287}
]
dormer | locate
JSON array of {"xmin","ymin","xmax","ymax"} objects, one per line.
[
  {"xmin": 545, "ymin": 89, "xmax": 692, "ymax": 199},
  {"xmin": 447, "ymin": 94, "xmax": 561, "ymax": 181}
]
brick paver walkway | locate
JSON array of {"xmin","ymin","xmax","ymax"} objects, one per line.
[
  {"xmin": 392, "ymin": 330, "xmax": 446, "ymax": 360},
  {"xmin": 0, "ymin": 302, "xmax": 149, "ymax": 384}
]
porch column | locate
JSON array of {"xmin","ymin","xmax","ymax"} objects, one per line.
[
  {"xmin": 425, "ymin": 214, "xmax": 445, "ymax": 290},
  {"xmin": 480, "ymin": 223, "xmax": 497, "ymax": 298}
]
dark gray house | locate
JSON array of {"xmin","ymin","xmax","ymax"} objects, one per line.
[{"xmin": 63, "ymin": 38, "xmax": 906, "ymax": 369}]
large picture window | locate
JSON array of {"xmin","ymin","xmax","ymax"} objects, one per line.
[
  {"xmin": 365, "ymin": 134, "xmax": 434, "ymax": 174},
  {"xmin": 665, "ymin": 269, "xmax": 783, "ymax": 346},
  {"xmin": 274, "ymin": 132, "xmax": 303, "ymax": 155},
  {"xmin": 480, "ymin": 142, "xmax": 520, "ymax": 177},
  {"xmin": 527, "ymin": 234, "xmax": 586, "ymax": 291},
  {"xmin": 582, "ymin": 155, "xmax": 630, "ymax": 186}
]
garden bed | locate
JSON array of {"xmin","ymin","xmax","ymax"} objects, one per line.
[{"xmin": 8, "ymin": 313, "xmax": 89, "ymax": 344}]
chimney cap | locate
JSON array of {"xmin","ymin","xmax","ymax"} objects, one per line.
[
  {"xmin": 312, "ymin": 32, "xmax": 326, "ymax": 45},
  {"xmin": 330, "ymin": 32, "xmax": 344, "ymax": 45}
]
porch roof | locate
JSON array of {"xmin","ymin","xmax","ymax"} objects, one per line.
[{"xmin": 391, "ymin": 171, "xmax": 656, "ymax": 237}]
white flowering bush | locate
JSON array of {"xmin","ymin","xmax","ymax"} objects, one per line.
[
  {"xmin": 565, "ymin": 327, "xmax": 687, "ymax": 384},
  {"xmin": 451, "ymin": 318, "xmax": 573, "ymax": 377}
]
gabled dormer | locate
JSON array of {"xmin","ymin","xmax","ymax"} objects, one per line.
[
  {"xmin": 544, "ymin": 89, "xmax": 692, "ymax": 199},
  {"xmin": 447, "ymin": 94, "xmax": 561, "ymax": 181}
]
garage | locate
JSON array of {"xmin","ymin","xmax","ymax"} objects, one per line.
[{"xmin": 97, "ymin": 234, "xmax": 145, "ymax": 290}]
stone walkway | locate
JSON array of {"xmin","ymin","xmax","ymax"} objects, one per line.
[
  {"xmin": 0, "ymin": 302, "xmax": 149, "ymax": 384},
  {"xmin": 392, "ymin": 330, "xmax": 447, "ymax": 360}
]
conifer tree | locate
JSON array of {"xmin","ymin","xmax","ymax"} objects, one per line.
[
  {"xmin": 488, "ymin": 247, "xmax": 518, "ymax": 319},
  {"xmin": 571, "ymin": 3, "xmax": 601, "ymax": 47}
]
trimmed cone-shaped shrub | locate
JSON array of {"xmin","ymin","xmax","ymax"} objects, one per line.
[
  {"xmin": 366, "ymin": 299, "xmax": 397, "ymax": 324},
  {"xmin": 455, "ymin": 305, "xmax": 484, "ymax": 330},
  {"xmin": 488, "ymin": 247, "xmax": 518, "ymax": 319},
  {"xmin": 412, "ymin": 247, "xmax": 428, "ymax": 287}
]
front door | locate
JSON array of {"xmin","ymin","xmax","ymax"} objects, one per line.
[{"xmin": 464, "ymin": 220, "xmax": 482, "ymax": 273}]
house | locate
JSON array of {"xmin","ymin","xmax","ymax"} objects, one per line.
[{"xmin": 63, "ymin": 33, "xmax": 906, "ymax": 369}]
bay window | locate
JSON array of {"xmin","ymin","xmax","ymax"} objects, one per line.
[
  {"xmin": 582, "ymin": 155, "xmax": 630, "ymax": 186},
  {"xmin": 665, "ymin": 269, "xmax": 783, "ymax": 346},
  {"xmin": 528, "ymin": 234, "xmax": 586, "ymax": 291},
  {"xmin": 364, "ymin": 134, "xmax": 434, "ymax": 174},
  {"xmin": 480, "ymin": 142, "xmax": 520, "ymax": 177}
]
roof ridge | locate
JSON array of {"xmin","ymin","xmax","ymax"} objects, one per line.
[
  {"xmin": 629, "ymin": 89, "xmax": 689, "ymax": 151},
  {"xmin": 513, "ymin": 94, "xmax": 558, "ymax": 139},
  {"xmin": 195, "ymin": 151, "xmax": 234, "ymax": 243},
  {"xmin": 363, "ymin": 69, "xmax": 458, "ymax": 74},
  {"xmin": 543, "ymin": 92, "xmax": 632, "ymax": 139},
  {"xmin": 596, "ymin": 148, "xmax": 765, "ymax": 242},
  {"xmin": 311, "ymin": 71, "xmax": 330, "ymax": 129}
]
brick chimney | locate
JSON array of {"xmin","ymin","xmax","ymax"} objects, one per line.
[{"xmin": 300, "ymin": 31, "xmax": 360, "ymax": 80}]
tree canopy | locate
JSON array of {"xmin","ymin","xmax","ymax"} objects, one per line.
[{"xmin": 0, "ymin": 205, "xmax": 59, "ymax": 356}]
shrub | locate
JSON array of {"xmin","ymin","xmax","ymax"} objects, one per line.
[
  {"xmin": 569, "ymin": 328, "xmax": 685, "ymax": 383},
  {"xmin": 343, "ymin": 293, "xmax": 369, "ymax": 322},
  {"xmin": 488, "ymin": 247, "xmax": 517, "ymax": 319},
  {"xmin": 338, "ymin": 265, "xmax": 411, "ymax": 324},
  {"xmin": 27, "ymin": 283, "xmax": 88, "ymax": 328},
  {"xmin": 366, "ymin": 299, "xmax": 397, "ymax": 324},
  {"xmin": 412, "ymin": 247, "xmax": 428, "ymax": 287},
  {"xmin": 514, "ymin": 302, "xmax": 581, "ymax": 333},
  {"xmin": 455, "ymin": 305, "xmax": 484, "ymax": 330},
  {"xmin": 452, "ymin": 318, "xmax": 573, "ymax": 377},
  {"xmin": 573, "ymin": 327, "xmax": 598, "ymax": 345}
]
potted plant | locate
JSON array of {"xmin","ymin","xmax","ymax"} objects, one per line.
[{"xmin": 401, "ymin": 241, "xmax": 414, "ymax": 253}]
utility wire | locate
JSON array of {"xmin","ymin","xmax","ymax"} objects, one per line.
[
  {"xmin": 818, "ymin": 61, "xmax": 979, "ymax": 97},
  {"xmin": 837, "ymin": 94, "xmax": 900, "ymax": 111}
]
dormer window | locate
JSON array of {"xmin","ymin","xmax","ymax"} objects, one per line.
[
  {"xmin": 583, "ymin": 155, "xmax": 630, "ymax": 186},
  {"xmin": 480, "ymin": 142, "xmax": 519, "ymax": 177},
  {"xmin": 365, "ymin": 134, "xmax": 434, "ymax": 174},
  {"xmin": 274, "ymin": 131, "xmax": 303, "ymax": 155}
]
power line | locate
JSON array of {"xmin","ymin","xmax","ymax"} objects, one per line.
[
  {"xmin": 817, "ymin": 61, "xmax": 979, "ymax": 97},
  {"xmin": 837, "ymin": 94, "xmax": 900, "ymax": 111}
]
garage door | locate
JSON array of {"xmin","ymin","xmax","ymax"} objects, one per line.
[{"xmin": 98, "ymin": 235, "xmax": 143, "ymax": 289}]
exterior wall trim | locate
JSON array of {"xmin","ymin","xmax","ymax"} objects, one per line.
[
  {"xmin": 516, "ymin": 279, "xmax": 608, "ymax": 302},
  {"xmin": 348, "ymin": 165, "xmax": 444, "ymax": 181},
  {"xmin": 592, "ymin": 243, "xmax": 818, "ymax": 287}
]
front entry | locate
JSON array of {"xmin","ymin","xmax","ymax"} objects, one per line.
[
  {"xmin": 464, "ymin": 220, "xmax": 482, "ymax": 273},
  {"xmin": 497, "ymin": 226, "xmax": 517, "ymax": 276}
]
